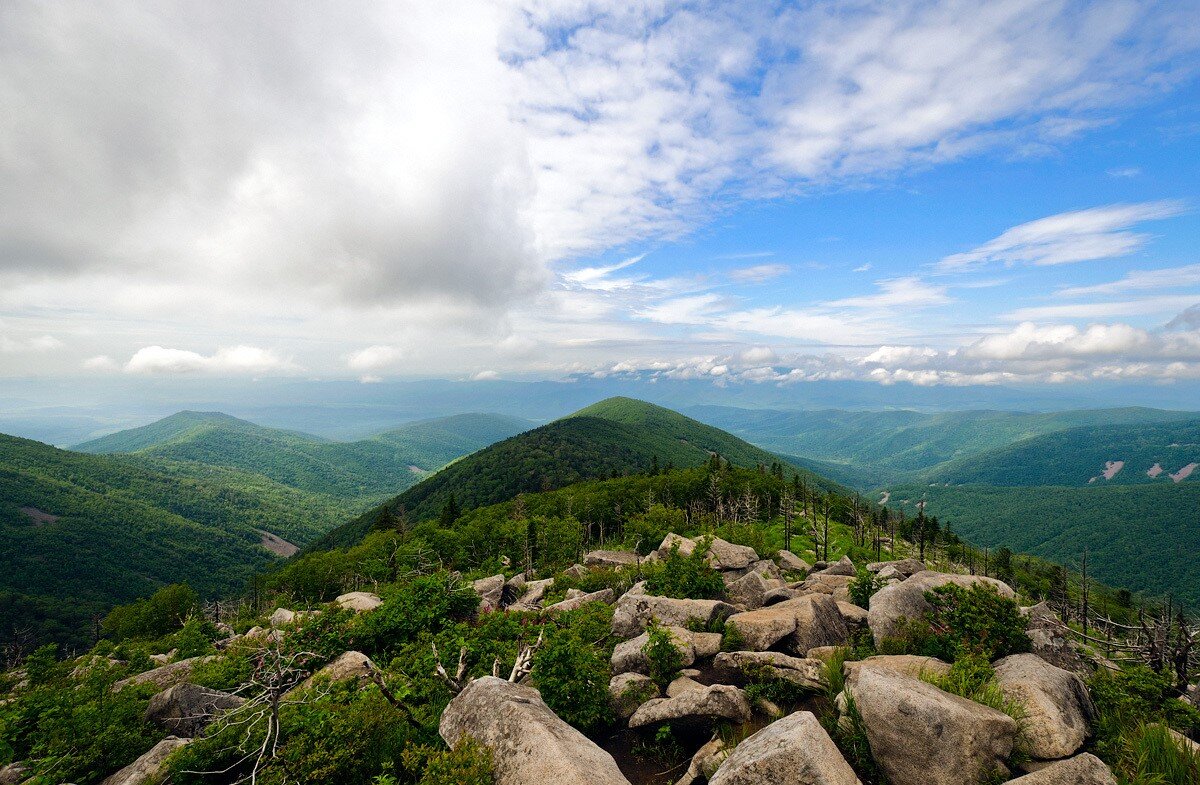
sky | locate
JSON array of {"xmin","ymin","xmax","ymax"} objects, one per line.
[{"xmin": 3, "ymin": 0, "xmax": 1200, "ymax": 392}]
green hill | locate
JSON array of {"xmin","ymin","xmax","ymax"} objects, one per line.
[
  {"xmin": 310, "ymin": 398, "xmax": 842, "ymax": 551},
  {"xmin": 687, "ymin": 405, "xmax": 1196, "ymax": 487},
  {"xmin": 77, "ymin": 411, "xmax": 533, "ymax": 504},
  {"xmin": 924, "ymin": 418, "xmax": 1200, "ymax": 487},
  {"xmin": 0, "ymin": 434, "xmax": 350, "ymax": 650}
]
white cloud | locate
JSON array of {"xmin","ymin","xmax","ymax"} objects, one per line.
[
  {"xmin": 0, "ymin": 335, "xmax": 63, "ymax": 353},
  {"xmin": 1003, "ymin": 294, "xmax": 1200, "ymax": 321},
  {"xmin": 852, "ymin": 263, "xmax": 872, "ymax": 273},
  {"xmin": 1107, "ymin": 167, "xmax": 1142, "ymax": 178},
  {"xmin": 638, "ymin": 294, "xmax": 724, "ymax": 325},
  {"xmin": 470, "ymin": 369, "xmax": 500, "ymax": 381},
  {"xmin": 82, "ymin": 355, "xmax": 117, "ymax": 371},
  {"xmin": 824, "ymin": 277, "xmax": 950, "ymax": 309},
  {"xmin": 937, "ymin": 201, "xmax": 1187, "ymax": 272},
  {"xmin": 740, "ymin": 346, "xmax": 776, "ymax": 364},
  {"xmin": 561, "ymin": 254, "xmax": 645, "ymax": 290},
  {"xmin": 346, "ymin": 345, "xmax": 405, "ymax": 373},
  {"xmin": 1057, "ymin": 264, "xmax": 1200, "ymax": 298},
  {"xmin": 729, "ymin": 264, "xmax": 790, "ymax": 283},
  {"xmin": 125, "ymin": 345, "xmax": 297, "ymax": 375}
]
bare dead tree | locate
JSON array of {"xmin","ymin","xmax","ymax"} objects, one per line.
[{"xmin": 434, "ymin": 627, "xmax": 545, "ymax": 695}]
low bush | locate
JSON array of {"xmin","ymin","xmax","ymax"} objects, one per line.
[
  {"xmin": 642, "ymin": 622, "xmax": 685, "ymax": 689},
  {"xmin": 644, "ymin": 539, "xmax": 724, "ymax": 600}
]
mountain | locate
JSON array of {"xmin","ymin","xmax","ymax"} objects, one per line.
[
  {"xmin": 0, "ymin": 434, "xmax": 348, "ymax": 650},
  {"xmin": 77, "ymin": 411, "xmax": 533, "ymax": 503},
  {"xmin": 310, "ymin": 397, "xmax": 843, "ymax": 551},
  {"xmin": 924, "ymin": 418, "xmax": 1200, "ymax": 487}
]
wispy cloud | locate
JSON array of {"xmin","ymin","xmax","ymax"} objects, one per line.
[
  {"xmin": 1003, "ymin": 295, "xmax": 1200, "ymax": 321},
  {"xmin": 824, "ymin": 277, "xmax": 950, "ymax": 309},
  {"xmin": 561, "ymin": 255, "xmax": 646, "ymax": 291},
  {"xmin": 1057, "ymin": 264, "xmax": 1200, "ymax": 298},
  {"xmin": 936, "ymin": 201, "xmax": 1187, "ymax": 273},
  {"xmin": 123, "ymin": 345, "xmax": 298, "ymax": 375},
  {"xmin": 729, "ymin": 263, "xmax": 790, "ymax": 283},
  {"xmin": 853, "ymin": 263, "xmax": 872, "ymax": 273}
]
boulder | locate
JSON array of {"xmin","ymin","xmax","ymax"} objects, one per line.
[
  {"xmin": 706, "ymin": 537, "xmax": 758, "ymax": 570},
  {"xmin": 1005, "ymin": 753, "xmax": 1116, "ymax": 785},
  {"xmin": 543, "ymin": 588, "xmax": 614, "ymax": 613},
  {"xmin": 611, "ymin": 626, "xmax": 695, "ymax": 676},
  {"xmin": 994, "ymin": 654, "xmax": 1095, "ymax": 760},
  {"xmin": 708, "ymin": 710, "xmax": 861, "ymax": 785},
  {"xmin": 763, "ymin": 587, "xmax": 805, "ymax": 606},
  {"xmin": 628, "ymin": 684, "xmax": 751, "ymax": 729},
  {"xmin": 776, "ymin": 551, "xmax": 812, "ymax": 574},
  {"xmin": 1025, "ymin": 605, "xmax": 1089, "ymax": 676},
  {"xmin": 843, "ymin": 655, "xmax": 950, "ymax": 681},
  {"xmin": 0, "ymin": 762, "xmax": 29, "ymax": 784},
  {"xmin": 813, "ymin": 555, "xmax": 856, "ymax": 577},
  {"xmin": 713, "ymin": 651, "xmax": 824, "ymax": 691},
  {"xmin": 676, "ymin": 736, "xmax": 730, "ymax": 785},
  {"xmin": 867, "ymin": 571, "xmax": 1015, "ymax": 646},
  {"xmin": 612, "ymin": 593, "xmax": 736, "ymax": 638},
  {"xmin": 725, "ymin": 607, "xmax": 797, "ymax": 651},
  {"xmin": 691, "ymin": 632, "xmax": 723, "ymax": 659},
  {"xmin": 335, "ymin": 591, "xmax": 382, "ymax": 613},
  {"xmin": 440, "ymin": 676, "xmax": 631, "ymax": 785},
  {"xmin": 314, "ymin": 651, "xmax": 375, "ymax": 682},
  {"xmin": 800, "ymin": 573, "xmax": 854, "ymax": 597},
  {"xmin": 836, "ymin": 601, "xmax": 869, "ymax": 632},
  {"xmin": 748, "ymin": 559, "xmax": 784, "ymax": 581},
  {"xmin": 473, "ymin": 574, "xmax": 505, "ymax": 612},
  {"xmin": 778, "ymin": 595, "xmax": 849, "ymax": 655},
  {"xmin": 512, "ymin": 578, "xmax": 554, "ymax": 609},
  {"xmin": 100, "ymin": 737, "xmax": 191, "ymax": 785},
  {"xmin": 145, "ymin": 682, "xmax": 245, "ymax": 737},
  {"xmin": 845, "ymin": 665, "xmax": 1016, "ymax": 785},
  {"xmin": 113, "ymin": 656, "xmax": 216, "ymax": 694},
  {"xmin": 584, "ymin": 550, "xmax": 640, "ymax": 568},
  {"xmin": 667, "ymin": 675, "xmax": 706, "ymax": 697},
  {"xmin": 563, "ymin": 563, "xmax": 588, "ymax": 579},
  {"xmin": 503, "ymin": 573, "xmax": 527, "ymax": 603},
  {"xmin": 609, "ymin": 672, "xmax": 657, "ymax": 719},
  {"xmin": 866, "ymin": 558, "xmax": 924, "ymax": 578},
  {"xmin": 725, "ymin": 570, "xmax": 774, "ymax": 610},
  {"xmin": 657, "ymin": 532, "xmax": 698, "ymax": 558}
]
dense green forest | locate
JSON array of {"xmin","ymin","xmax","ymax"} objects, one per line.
[
  {"xmin": 690, "ymin": 404, "xmax": 1197, "ymax": 486},
  {"xmin": 310, "ymin": 398, "xmax": 844, "ymax": 551}
]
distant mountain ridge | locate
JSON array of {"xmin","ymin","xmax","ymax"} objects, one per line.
[{"xmin": 310, "ymin": 397, "xmax": 844, "ymax": 551}]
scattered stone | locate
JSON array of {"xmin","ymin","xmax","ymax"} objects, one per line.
[
  {"xmin": 113, "ymin": 656, "xmax": 216, "ymax": 694},
  {"xmin": 776, "ymin": 551, "xmax": 812, "ymax": 574},
  {"xmin": 866, "ymin": 558, "xmax": 924, "ymax": 578},
  {"xmin": 145, "ymin": 682, "xmax": 245, "ymax": 737},
  {"xmin": 706, "ymin": 537, "xmax": 759, "ymax": 570},
  {"xmin": 675, "ymin": 736, "xmax": 730, "ymax": 785},
  {"xmin": 314, "ymin": 651, "xmax": 375, "ymax": 682},
  {"xmin": 503, "ymin": 574, "xmax": 527, "ymax": 604},
  {"xmin": 473, "ymin": 575, "xmax": 506, "ymax": 612},
  {"xmin": 713, "ymin": 651, "xmax": 825, "ymax": 691},
  {"xmin": 100, "ymin": 737, "xmax": 191, "ymax": 785},
  {"xmin": 725, "ymin": 570, "xmax": 774, "ymax": 610},
  {"xmin": 1025, "ymin": 604, "xmax": 1089, "ymax": 676},
  {"xmin": 611, "ymin": 626, "xmax": 695, "ymax": 676},
  {"xmin": 335, "ymin": 591, "xmax": 382, "ymax": 613},
  {"xmin": 628, "ymin": 684, "xmax": 752, "ymax": 729},
  {"xmin": 440, "ymin": 676, "xmax": 631, "ymax": 785},
  {"xmin": 657, "ymin": 532, "xmax": 698, "ymax": 558},
  {"xmin": 762, "ymin": 587, "xmax": 805, "ymax": 606},
  {"xmin": 512, "ymin": 578, "xmax": 554, "ymax": 608},
  {"xmin": 543, "ymin": 588, "xmax": 614, "ymax": 613},
  {"xmin": 584, "ymin": 550, "xmax": 640, "ymax": 568},
  {"xmin": 779, "ymin": 595, "xmax": 849, "ymax": 655},
  {"xmin": 270, "ymin": 607, "xmax": 298, "ymax": 626},
  {"xmin": 748, "ymin": 559, "xmax": 784, "ymax": 581},
  {"xmin": 842, "ymin": 654, "xmax": 951, "ymax": 681},
  {"xmin": 691, "ymin": 632, "xmax": 723, "ymax": 659},
  {"xmin": 994, "ymin": 654, "xmax": 1096, "ymax": 760},
  {"xmin": 724, "ymin": 607, "xmax": 798, "ymax": 651},
  {"xmin": 708, "ymin": 710, "xmax": 861, "ymax": 785},
  {"xmin": 813, "ymin": 555, "xmax": 856, "ymax": 577},
  {"xmin": 800, "ymin": 573, "xmax": 854, "ymax": 598},
  {"xmin": 807, "ymin": 646, "xmax": 840, "ymax": 663},
  {"xmin": 563, "ymin": 564, "xmax": 588, "ymax": 579},
  {"xmin": 1005, "ymin": 753, "xmax": 1116, "ymax": 784},
  {"xmin": 612, "ymin": 593, "xmax": 736, "ymax": 638},
  {"xmin": 836, "ymin": 601, "xmax": 869, "ymax": 633},
  {"xmin": 149, "ymin": 649, "xmax": 177, "ymax": 666},
  {"xmin": 867, "ymin": 571, "xmax": 1015, "ymax": 646},
  {"xmin": 846, "ymin": 664, "xmax": 1016, "ymax": 785},
  {"xmin": 667, "ymin": 675, "xmax": 706, "ymax": 697},
  {"xmin": 610, "ymin": 672, "xmax": 657, "ymax": 719}
]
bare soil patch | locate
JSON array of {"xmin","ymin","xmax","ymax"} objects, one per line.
[
  {"xmin": 258, "ymin": 529, "xmax": 299, "ymax": 557},
  {"xmin": 20, "ymin": 506, "xmax": 59, "ymax": 525},
  {"xmin": 1170, "ymin": 463, "xmax": 1198, "ymax": 484},
  {"xmin": 1102, "ymin": 460, "xmax": 1124, "ymax": 480}
]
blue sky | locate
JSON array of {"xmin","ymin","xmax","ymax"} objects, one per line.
[{"xmin": 1, "ymin": 1, "xmax": 1199, "ymax": 391}]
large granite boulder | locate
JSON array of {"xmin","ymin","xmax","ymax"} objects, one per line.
[
  {"xmin": 543, "ymin": 588, "xmax": 614, "ymax": 613},
  {"xmin": 628, "ymin": 684, "xmax": 751, "ymax": 729},
  {"xmin": 713, "ymin": 651, "xmax": 825, "ymax": 690},
  {"xmin": 708, "ymin": 710, "xmax": 861, "ymax": 785},
  {"xmin": 612, "ymin": 593, "xmax": 736, "ymax": 638},
  {"xmin": 725, "ymin": 570, "xmax": 776, "ymax": 609},
  {"xmin": 867, "ymin": 571, "xmax": 1015, "ymax": 646},
  {"xmin": 866, "ymin": 558, "xmax": 924, "ymax": 578},
  {"xmin": 440, "ymin": 676, "xmax": 631, "ymax": 785},
  {"xmin": 112, "ymin": 656, "xmax": 216, "ymax": 694},
  {"xmin": 584, "ymin": 550, "xmax": 641, "ymax": 568},
  {"xmin": 335, "ymin": 591, "xmax": 382, "ymax": 613},
  {"xmin": 812, "ymin": 555, "xmax": 856, "ymax": 577},
  {"xmin": 845, "ymin": 663, "xmax": 1017, "ymax": 785},
  {"xmin": 842, "ymin": 655, "xmax": 950, "ymax": 681},
  {"xmin": 100, "ymin": 737, "xmax": 191, "ymax": 785},
  {"xmin": 609, "ymin": 672, "xmax": 657, "ymax": 719},
  {"xmin": 145, "ymin": 682, "xmax": 244, "ymax": 737},
  {"xmin": 776, "ymin": 551, "xmax": 812, "ymax": 574},
  {"xmin": 656, "ymin": 532, "xmax": 698, "ymax": 558},
  {"xmin": 994, "ymin": 654, "xmax": 1095, "ymax": 760},
  {"xmin": 778, "ymin": 595, "xmax": 849, "ymax": 655},
  {"xmin": 611, "ymin": 626, "xmax": 695, "ymax": 675},
  {"xmin": 473, "ymin": 575, "xmax": 506, "ymax": 612},
  {"xmin": 724, "ymin": 606, "xmax": 798, "ymax": 651},
  {"xmin": 1005, "ymin": 753, "xmax": 1116, "ymax": 784},
  {"xmin": 706, "ymin": 537, "xmax": 758, "ymax": 570}
]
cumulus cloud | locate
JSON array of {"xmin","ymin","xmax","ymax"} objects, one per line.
[
  {"xmin": 82, "ymin": 355, "xmax": 118, "ymax": 371},
  {"xmin": 937, "ymin": 201, "xmax": 1187, "ymax": 273},
  {"xmin": 346, "ymin": 346, "xmax": 405, "ymax": 373},
  {"xmin": 124, "ymin": 345, "xmax": 297, "ymax": 375}
]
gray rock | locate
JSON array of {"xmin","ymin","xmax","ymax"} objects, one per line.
[
  {"xmin": 762, "ymin": 587, "xmax": 805, "ymax": 606},
  {"xmin": 866, "ymin": 558, "xmax": 924, "ymax": 578},
  {"xmin": 612, "ymin": 593, "xmax": 736, "ymax": 638},
  {"xmin": 584, "ymin": 549, "xmax": 640, "ymax": 567},
  {"xmin": 100, "ymin": 737, "xmax": 191, "ymax": 785},
  {"xmin": 628, "ymin": 684, "xmax": 752, "ymax": 729},
  {"xmin": 675, "ymin": 737, "xmax": 730, "ymax": 785},
  {"xmin": 708, "ymin": 710, "xmax": 861, "ymax": 785},
  {"xmin": 666, "ymin": 675, "xmax": 706, "ymax": 697},
  {"xmin": 706, "ymin": 537, "xmax": 759, "ymax": 570},
  {"xmin": 800, "ymin": 573, "xmax": 854, "ymax": 597},
  {"xmin": 657, "ymin": 532, "xmax": 698, "ymax": 558},
  {"xmin": 725, "ymin": 570, "xmax": 774, "ymax": 610},
  {"xmin": 778, "ymin": 595, "xmax": 849, "ymax": 655},
  {"xmin": 563, "ymin": 563, "xmax": 588, "ymax": 579},
  {"xmin": 1005, "ymin": 753, "xmax": 1116, "ymax": 784},
  {"xmin": 611, "ymin": 626, "xmax": 695, "ymax": 675},
  {"xmin": 994, "ymin": 654, "xmax": 1095, "ymax": 760},
  {"xmin": 112, "ymin": 656, "xmax": 216, "ymax": 694},
  {"xmin": 842, "ymin": 655, "xmax": 950, "ymax": 682},
  {"xmin": 812, "ymin": 555, "xmax": 856, "ymax": 577},
  {"xmin": 836, "ymin": 601, "xmax": 869, "ymax": 633},
  {"xmin": 776, "ymin": 551, "xmax": 812, "ymax": 574},
  {"xmin": 440, "ymin": 676, "xmax": 631, "ymax": 785},
  {"xmin": 0, "ymin": 762, "xmax": 29, "ymax": 784},
  {"xmin": 335, "ymin": 591, "xmax": 382, "ymax": 613},
  {"xmin": 473, "ymin": 574, "xmax": 506, "ymax": 612},
  {"xmin": 145, "ymin": 682, "xmax": 245, "ymax": 737},
  {"xmin": 691, "ymin": 632, "xmax": 723, "ymax": 659},
  {"xmin": 867, "ymin": 570, "xmax": 1015, "ymax": 646},
  {"xmin": 846, "ymin": 663, "xmax": 1016, "ymax": 785},
  {"xmin": 724, "ymin": 607, "xmax": 798, "ymax": 651},
  {"xmin": 543, "ymin": 588, "xmax": 614, "ymax": 613},
  {"xmin": 512, "ymin": 578, "xmax": 554, "ymax": 608},
  {"xmin": 609, "ymin": 672, "xmax": 657, "ymax": 719},
  {"xmin": 713, "ymin": 651, "xmax": 825, "ymax": 690}
]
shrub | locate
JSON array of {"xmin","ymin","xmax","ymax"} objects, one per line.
[
  {"xmin": 353, "ymin": 572, "xmax": 480, "ymax": 655},
  {"xmin": 408, "ymin": 738, "xmax": 493, "ymax": 785},
  {"xmin": 644, "ymin": 539, "xmax": 724, "ymax": 600},
  {"xmin": 642, "ymin": 622, "xmax": 685, "ymax": 689},
  {"xmin": 921, "ymin": 653, "xmax": 1024, "ymax": 723},
  {"xmin": 625, "ymin": 506, "xmax": 686, "ymax": 555},
  {"xmin": 743, "ymin": 663, "xmax": 810, "ymax": 707},
  {"xmin": 848, "ymin": 568, "xmax": 885, "ymax": 609},
  {"xmin": 533, "ymin": 627, "xmax": 613, "ymax": 733},
  {"xmin": 880, "ymin": 583, "xmax": 1030, "ymax": 662},
  {"xmin": 720, "ymin": 622, "xmax": 745, "ymax": 652},
  {"xmin": 102, "ymin": 583, "xmax": 200, "ymax": 641}
]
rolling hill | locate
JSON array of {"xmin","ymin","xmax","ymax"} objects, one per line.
[
  {"xmin": 310, "ymin": 397, "xmax": 844, "ymax": 551},
  {"xmin": 77, "ymin": 410, "xmax": 534, "ymax": 503}
]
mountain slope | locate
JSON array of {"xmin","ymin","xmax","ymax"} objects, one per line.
[
  {"xmin": 311, "ymin": 398, "xmax": 843, "ymax": 551},
  {"xmin": 687, "ymin": 405, "xmax": 1197, "ymax": 487},
  {"xmin": 78, "ymin": 411, "xmax": 533, "ymax": 503}
]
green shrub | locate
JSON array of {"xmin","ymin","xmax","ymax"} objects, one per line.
[
  {"xmin": 102, "ymin": 583, "xmax": 200, "ymax": 641},
  {"xmin": 1112, "ymin": 723, "xmax": 1200, "ymax": 785},
  {"xmin": 643, "ymin": 622, "xmax": 685, "ymax": 689},
  {"xmin": 921, "ymin": 653, "xmax": 1024, "ymax": 723},
  {"xmin": 743, "ymin": 663, "xmax": 811, "ymax": 707},
  {"xmin": 644, "ymin": 539, "xmax": 724, "ymax": 600},
  {"xmin": 353, "ymin": 572, "xmax": 480, "ymax": 655},
  {"xmin": 407, "ymin": 738, "xmax": 493, "ymax": 785},
  {"xmin": 848, "ymin": 568, "xmax": 885, "ymax": 609},
  {"xmin": 720, "ymin": 622, "xmax": 745, "ymax": 652},
  {"xmin": 1089, "ymin": 664, "xmax": 1200, "ymax": 773},
  {"xmin": 533, "ymin": 626, "xmax": 613, "ymax": 733},
  {"xmin": 923, "ymin": 583, "xmax": 1030, "ymax": 661},
  {"xmin": 625, "ymin": 507, "xmax": 686, "ymax": 555}
]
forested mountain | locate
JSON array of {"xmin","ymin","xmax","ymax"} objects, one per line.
[
  {"xmin": 0, "ymin": 434, "xmax": 347, "ymax": 650},
  {"xmin": 925, "ymin": 418, "xmax": 1200, "ymax": 486},
  {"xmin": 310, "ymin": 398, "xmax": 843, "ymax": 551},
  {"xmin": 77, "ymin": 410, "xmax": 533, "ymax": 503},
  {"xmin": 688, "ymin": 404, "xmax": 1196, "ymax": 486}
]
